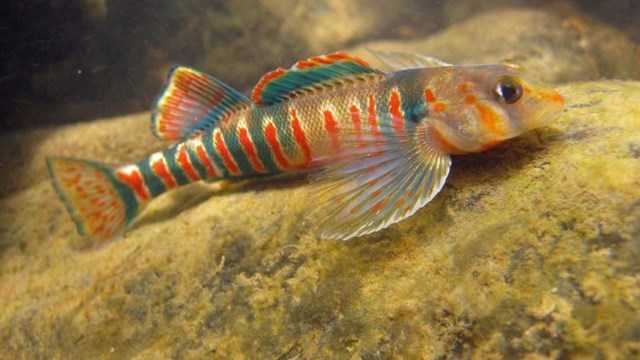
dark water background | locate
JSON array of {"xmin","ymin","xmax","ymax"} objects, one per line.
[{"xmin": 1, "ymin": 0, "xmax": 638, "ymax": 131}]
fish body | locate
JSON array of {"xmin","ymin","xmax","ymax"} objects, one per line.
[{"xmin": 47, "ymin": 51, "xmax": 564, "ymax": 246}]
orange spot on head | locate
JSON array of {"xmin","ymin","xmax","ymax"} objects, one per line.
[
  {"xmin": 464, "ymin": 94, "xmax": 476, "ymax": 105},
  {"xmin": 424, "ymin": 88, "xmax": 436, "ymax": 103},
  {"xmin": 458, "ymin": 83, "xmax": 468, "ymax": 93},
  {"xmin": 433, "ymin": 102, "xmax": 447, "ymax": 112},
  {"xmin": 475, "ymin": 103, "xmax": 506, "ymax": 136}
]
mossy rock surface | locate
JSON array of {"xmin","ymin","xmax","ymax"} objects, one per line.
[
  {"xmin": 1, "ymin": 5, "xmax": 639, "ymax": 359},
  {"xmin": 0, "ymin": 80, "xmax": 638, "ymax": 358}
]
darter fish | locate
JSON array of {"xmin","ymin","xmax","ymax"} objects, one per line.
[{"xmin": 47, "ymin": 51, "xmax": 564, "ymax": 246}]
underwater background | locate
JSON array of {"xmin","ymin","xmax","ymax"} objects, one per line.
[{"xmin": 1, "ymin": 0, "xmax": 639, "ymax": 358}]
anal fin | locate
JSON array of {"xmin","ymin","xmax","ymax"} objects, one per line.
[{"xmin": 309, "ymin": 121, "xmax": 451, "ymax": 240}]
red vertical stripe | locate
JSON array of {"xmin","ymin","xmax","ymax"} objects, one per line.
[
  {"xmin": 323, "ymin": 110, "xmax": 340, "ymax": 151},
  {"xmin": 214, "ymin": 129, "xmax": 241, "ymax": 175},
  {"xmin": 116, "ymin": 166, "xmax": 150, "ymax": 200},
  {"xmin": 195, "ymin": 143, "xmax": 218, "ymax": 178},
  {"xmin": 264, "ymin": 122, "xmax": 291, "ymax": 169},
  {"xmin": 176, "ymin": 144, "xmax": 201, "ymax": 181},
  {"xmin": 389, "ymin": 91, "xmax": 404, "ymax": 133},
  {"xmin": 290, "ymin": 109, "xmax": 312, "ymax": 167},
  {"xmin": 150, "ymin": 155, "xmax": 177, "ymax": 189},
  {"xmin": 349, "ymin": 104, "xmax": 361, "ymax": 134},
  {"xmin": 238, "ymin": 127, "xmax": 266, "ymax": 173},
  {"xmin": 367, "ymin": 95, "xmax": 380, "ymax": 136}
]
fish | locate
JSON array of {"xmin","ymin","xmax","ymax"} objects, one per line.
[{"xmin": 47, "ymin": 50, "xmax": 564, "ymax": 246}]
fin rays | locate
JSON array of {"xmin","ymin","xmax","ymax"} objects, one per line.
[
  {"xmin": 152, "ymin": 66, "xmax": 251, "ymax": 141},
  {"xmin": 252, "ymin": 52, "xmax": 383, "ymax": 106},
  {"xmin": 309, "ymin": 123, "xmax": 451, "ymax": 240},
  {"xmin": 47, "ymin": 157, "xmax": 144, "ymax": 247}
]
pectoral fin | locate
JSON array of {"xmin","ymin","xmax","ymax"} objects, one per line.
[{"xmin": 309, "ymin": 121, "xmax": 451, "ymax": 240}]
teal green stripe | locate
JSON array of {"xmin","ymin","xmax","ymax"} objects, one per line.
[
  {"xmin": 221, "ymin": 128, "xmax": 255, "ymax": 175},
  {"xmin": 105, "ymin": 170, "xmax": 141, "ymax": 226},
  {"xmin": 164, "ymin": 145, "xmax": 191, "ymax": 186},
  {"xmin": 202, "ymin": 130, "xmax": 229, "ymax": 177},
  {"xmin": 248, "ymin": 109, "xmax": 280, "ymax": 174},
  {"xmin": 186, "ymin": 146, "xmax": 210, "ymax": 180},
  {"xmin": 272, "ymin": 108, "xmax": 297, "ymax": 161},
  {"xmin": 136, "ymin": 158, "xmax": 166, "ymax": 197}
]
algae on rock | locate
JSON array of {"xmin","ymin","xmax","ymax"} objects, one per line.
[
  {"xmin": 1, "ymin": 5, "xmax": 639, "ymax": 359},
  {"xmin": 1, "ymin": 80, "xmax": 639, "ymax": 359}
]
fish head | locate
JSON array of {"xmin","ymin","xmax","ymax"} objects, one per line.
[{"xmin": 427, "ymin": 62, "xmax": 564, "ymax": 153}]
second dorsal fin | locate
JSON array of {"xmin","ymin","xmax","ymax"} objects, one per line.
[
  {"xmin": 152, "ymin": 66, "xmax": 251, "ymax": 141},
  {"xmin": 251, "ymin": 52, "xmax": 383, "ymax": 106}
]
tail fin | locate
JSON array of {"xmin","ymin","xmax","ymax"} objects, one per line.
[{"xmin": 46, "ymin": 157, "xmax": 144, "ymax": 247}]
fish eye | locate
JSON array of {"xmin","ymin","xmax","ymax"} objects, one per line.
[{"xmin": 492, "ymin": 75, "xmax": 523, "ymax": 104}]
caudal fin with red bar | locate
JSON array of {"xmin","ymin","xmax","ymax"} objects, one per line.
[{"xmin": 47, "ymin": 157, "xmax": 145, "ymax": 247}]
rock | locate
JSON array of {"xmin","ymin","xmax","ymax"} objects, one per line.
[
  {"xmin": 1, "ymin": 79, "xmax": 639, "ymax": 358},
  {"xmin": 1, "ymin": 5, "xmax": 639, "ymax": 359},
  {"xmin": 347, "ymin": 8, "xmax": 638, "ymax": 83},
  {"xmin": 0, "ymin": 113, "xmax": 165, "ymax": 198},
  {"xmin": 3, "ymin": 0, "xmax": 436, "ymax": 131}
]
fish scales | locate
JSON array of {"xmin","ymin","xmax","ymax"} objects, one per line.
[{"xmin": 47, "ymin": 51, "xmax": 564, "ymax": 246}]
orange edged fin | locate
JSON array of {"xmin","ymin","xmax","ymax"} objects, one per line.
[
  {"xmin": 46, "ymin": 157, "xmax": 144, "ymax": 247},
  {"xmin": 152, "ymin": 66, "xmax": 251, "ymax": 141},
  {"xmin": 251, "ymin": 52, "xmax": 383, "ymax": 106}
]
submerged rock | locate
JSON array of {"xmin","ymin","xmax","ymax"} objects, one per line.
[
  {"xmin": 1, "ymin": 5, "xmax": 639, "ymax": 359},
  {"xmin": 0, "ymin": 80, "xmax": 639, "ymax": 358},
  {"xmin": 348, "ymin": 8, "xmax": 638, "ymax": 83}
]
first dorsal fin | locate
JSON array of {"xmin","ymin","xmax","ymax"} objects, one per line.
[
  {"xmin": 152, "ymin": 66, "xmax": 251, "ymax": 141},
  {"xmin": 367, "ymin": 49, "xmax": 452, "ymax": 71},
  {"xmin": 251, "ymin": 52, "xmax": 383, "ymax": 106}
]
